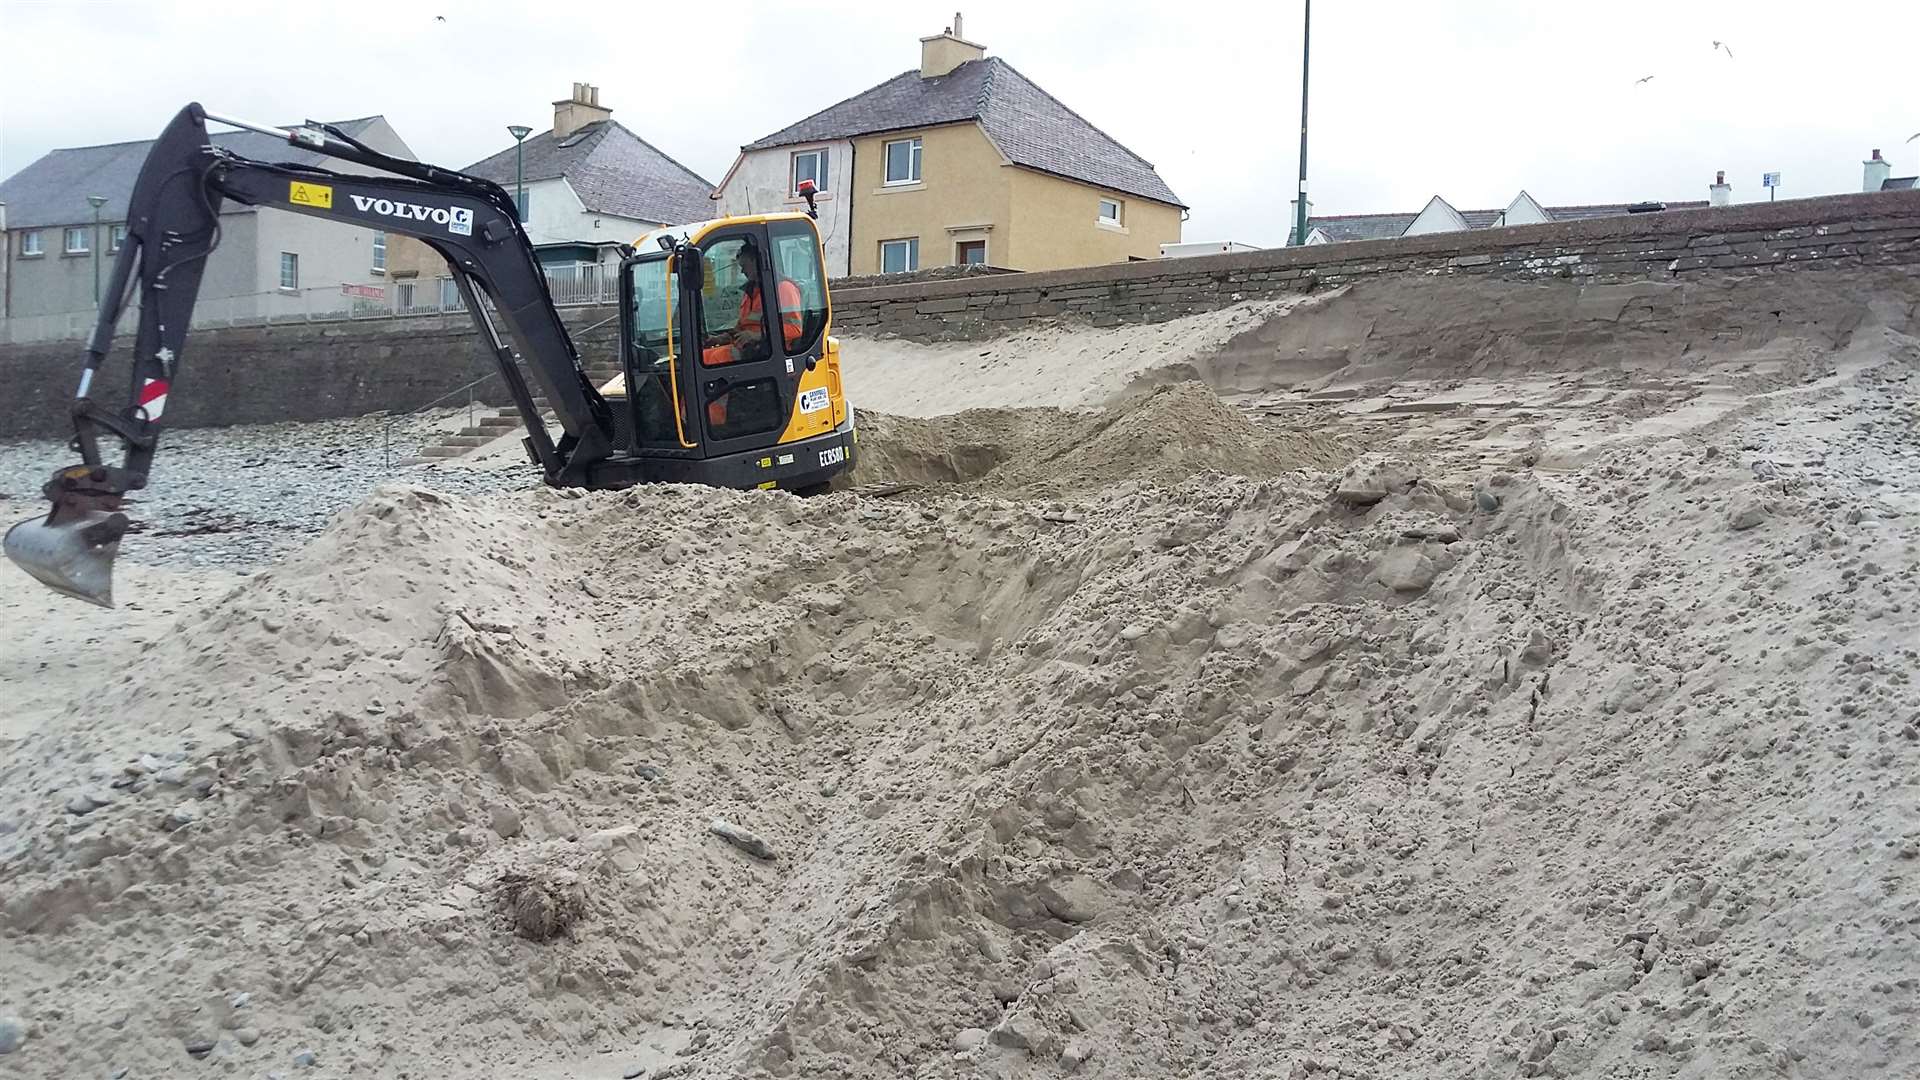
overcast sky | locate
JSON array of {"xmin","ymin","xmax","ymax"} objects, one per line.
[{"xmin": 3, "ymin": 0, "xmax": 1917, "ymax": 247}]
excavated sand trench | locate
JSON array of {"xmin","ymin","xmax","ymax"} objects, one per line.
[{"xmin": 2, "ymin": 272, "xmax": 1919, "ymax": 1080}]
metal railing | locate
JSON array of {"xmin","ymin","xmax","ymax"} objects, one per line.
[
  {"xmin": 382, "ymin": 370, "xmax": 502, "ymax": 469},
  {"xmin": 381, "ymin": 311, "xmax": 622, "ymax": 470},
  {"xmin": 2, "ymin": 263, "xmax": 620, "ymax": 345}
]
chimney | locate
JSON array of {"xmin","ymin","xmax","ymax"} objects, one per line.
[
  {"xmin": 553, "ymin": 82, "xmax": 612, "ymax": 139},
  {"xmin": 920, "ymin": 12, "xmax": 985, "ymax": 79},
  {"xmin": 1864, "ymin": 148, "xmax": 1892, "ymax": 193},
  {"xmin": 1709, "ymin": 170, "xmax": 1731, "ymax": 207}
]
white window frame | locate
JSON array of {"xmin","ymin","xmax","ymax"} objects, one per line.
[
  {"xmin": 955, "ymin": 238, "xmax": 988, "ymax": 266},
  {"xmin": 791, "ymin": 148, "xmax": 829, "ymax": 195},
  {"xmin": 1098, "ymin": 198, "xmax": 1123, "ymax": 225},
  {"xmin": 64, "ymin": 226, "xmax": 89, "ymax": 254},
  {"xmin": 397, "ymin": 280, "xmax": 416, "ymax": 311},
  {"xmin": 371, "ymin": 230, "xmax": 387, "ymax": 273},
  {"xmin": 880, "ymin": 237, "xmax": 919, "ymax": 274},
  {"xmin": 279, "ymin": 251, "xmax": 299, "ymax": 291},
  {"xmin": 883, "ymin": 137, "xmax": 923, "ymax": 186},
  {"xmin": 20, "ymin": 230, "xmax": 44, "ymax": 256},
  {"xmin": 109, "ymin": 224, "xmax": 127, "ymax": 253}
]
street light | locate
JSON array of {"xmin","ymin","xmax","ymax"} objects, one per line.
[
  {"xmin": 87, "ymin": 194, "xmax": 107, "ymax": 305},
  {"xmin": 506, "ymin": 125, "xmax": 533, "ymax": 223},
  {"xmin": 1292, "ymin": 0, "xmax": 1311, "ymax": 248}
]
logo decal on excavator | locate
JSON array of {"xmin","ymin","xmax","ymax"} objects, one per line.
[{"xmin": 348, "ymin": 195, "xmax": 473, "ymax": 237}]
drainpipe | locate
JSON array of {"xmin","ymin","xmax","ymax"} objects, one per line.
[{"xmin": 843, "ymin": 141, "xmax": 856, "ymax": 277}]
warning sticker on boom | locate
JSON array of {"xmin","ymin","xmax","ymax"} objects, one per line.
[{"xmin": 289, "ymin": 182, "xmax": 334, "ymax": 209}]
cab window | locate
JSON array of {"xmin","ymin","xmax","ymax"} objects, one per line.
[
  {"xmin": 698, "ymin": 236, "xmax": 771, "ymax": 368},
  {"xmin": 628, "ymin": 255, "xmax": 676, "ymax": 361},
  {"xmin": 624, "ymin": 253, "xmax": 686, "ymax": 448},
  {"xmin": 769, "ymin": 219, "xmax": 828, "ymax": 356}
]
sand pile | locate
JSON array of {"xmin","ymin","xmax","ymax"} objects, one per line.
[
  {"xmin": 841, "ymin": 296, "xmax": 1325, "ymax": 416},
  {"xmin": 850, "ymin": 382, "xmax": 1353, "ymax": 493},
  {"xmin": 3, "ymin": 274, "xmax": 1919, "ymax": 1080}
]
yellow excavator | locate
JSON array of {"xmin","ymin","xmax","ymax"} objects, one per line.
[{"xmin": 4, "ymin": 103, "xmax": 857, "ymax": 607}]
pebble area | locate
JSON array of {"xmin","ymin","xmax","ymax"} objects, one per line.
[{"xmin": 0, "ymin": 410, "xmax": 534, "ymax": 570}]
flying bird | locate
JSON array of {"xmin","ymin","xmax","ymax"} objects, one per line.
[
  {"xmin": 1635, "ymin": 75, "xmax": 1656, "ymax": 85},
  {"xmin": 1713, "ymin": 40, "xmax": 1733, "ymax": 59},
  {"xmin": 435, "ymin": 14, "xmax": 446, "ymax": 21},
  {"xmin": 1908, "ymin": 132, "xmax": 1920, "ymax": 143}
]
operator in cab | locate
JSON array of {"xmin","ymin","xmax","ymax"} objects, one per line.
[
  {"xmin": 702, "ymin": 238, "xmax": 805, "ymax": 428},
  {"xmin": 702, "ymin": 240, "xmax": 803, "ymax": 367}
]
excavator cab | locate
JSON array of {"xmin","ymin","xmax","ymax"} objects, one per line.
[{"xmin": 611, "ymin": 214, "xmax": 853, "ymax": 492}]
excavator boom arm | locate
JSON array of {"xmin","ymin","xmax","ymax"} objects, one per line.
[{"xmin": 4, "ymin": 103, "xmax": 615, "ymax": 606}]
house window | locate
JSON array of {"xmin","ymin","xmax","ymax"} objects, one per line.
[
  {"xmin": 279, "ymin": 252, "xmax": 299, "ymax": 290},
  {"xmin": 397, "ymin": 281, "xmax": 416, "ymax": 311},
  {"xmin": 1098, "ymin": 198, "xmax": 1123, "ymax": 225},
  {"xmin": 792, "ymin": 148, "xmax": 828, "ymax": 195},
  {"xmin": 956, "ymin": 239, "xmax": 986, "ymax": 266},
  {"xmin": 20, "ymin": 230, "xmax": 44, "ymax": 256},
  {"xmin": 880, "ymin": 237, "xmax": 919, "ymax": 274},
  {"xmin": 371, "ymin": 230, "xmax": 387, "ymax": 272},
  {"xmin": 109, "ymin": 225, "xmax": 127, "ymax": 252},
  {"xmin": 64, "ymin": 226, "xmax": 89, "ymax": 254},
  {"xmin": 884, "ymin": 137, "xmax": 922, "ymax": 185},
  {"xmin": 439, "ymin": 276, "xmax": 462, "ymax": 309},
  {"xmin": 515, "ymin": 191, "xmax": 530, "ymax": 221}
]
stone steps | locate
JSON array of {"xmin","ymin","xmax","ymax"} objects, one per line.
[{"xmin": 400, "ymin": 364, "xmax": 621, "ymax": 465}]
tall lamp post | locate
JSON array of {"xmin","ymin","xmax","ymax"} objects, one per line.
[
  {"xmin": 87, "ymin": 194, "xmax": 108, "ymax": 305},
  {"xmin": 1292, "ymin": 0, "xmax": 1311, "ymax": 247},
  {"xmin": 506, "ymin": 125, "xmax": 533, "ymax": 223}
]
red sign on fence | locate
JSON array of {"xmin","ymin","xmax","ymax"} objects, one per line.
[{"xmin": 341, "ymin": 283, "xmax": 386, "ymax": 300}]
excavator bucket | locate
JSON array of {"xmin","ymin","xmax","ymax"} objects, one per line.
[{"xmin": 4, "ymin": 507, "xmax": 130, "ymax": 609}]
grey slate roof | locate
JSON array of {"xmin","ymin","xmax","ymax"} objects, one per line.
[
  {"xmin": 742, "ymin": 58, "xmax": 1184, "ymax": 208},
  {"xmin": 0, "ymin": 118, "xmax": 391, "ymax": 231},
  {"xmin": 1883, "ymin": 176, "xmax": 1918, "ymax": 191},
  {"xmin": 463, "ymin": 121, "xmax": 714, "ymax": 227},
  {"xmin": 1306, "ymin": 214, "xmax": 1417, "ymax": 243},
  {"xmin": 1309, "ymin": 199, "xmax": 1710, "ymax": 243}
]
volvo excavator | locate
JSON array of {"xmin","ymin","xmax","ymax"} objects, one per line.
[{"xmin": 4, "ymin": 104, "xmax": 858, "ymax": 607}]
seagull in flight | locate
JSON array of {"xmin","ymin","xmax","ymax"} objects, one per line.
[
  {"xmin": 1635, "ymin": 74, "xmax": 1656, "ymax": 85},
  {"xmin": 435, "ymin": 14, "xmax": 446, "ymax": 21},
  {"xmin": 1712, "ymin": 40, "xmax": 1734, "ymax": 59}
]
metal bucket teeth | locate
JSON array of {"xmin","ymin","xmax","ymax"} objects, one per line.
[{"xmin": 4, "ymin": 511, "xmax": 127, "ymax": 608}]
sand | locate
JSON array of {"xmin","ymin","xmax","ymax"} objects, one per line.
[{"xmin": 2, "ymin": 269, "xmax": 1919, "ymax": 1079}]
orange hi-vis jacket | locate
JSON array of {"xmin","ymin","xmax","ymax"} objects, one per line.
[{"xmin": 703, "ymin": 279, "xmax": 806, "ymax": 425}]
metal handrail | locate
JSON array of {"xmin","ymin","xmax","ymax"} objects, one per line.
[
  {"xmin": 380, "ymin": 316, "xmax": 622, "ymax": 469},
  {"xmin": 382, "ymin": 369, "xmax": 500, "ymax": 469}
]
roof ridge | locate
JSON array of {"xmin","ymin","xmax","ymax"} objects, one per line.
[
  {"xmin": 606, "ymin": 120, "xmax": 714, "ymax": 188},
  {"xmin": 985, "ymin": 59, "xmax": 1159, "ymax": 173},
  {"xmin": 743, "ymin": 69, "xmax": 921, "ymax": 150},
  {"xmin": 37, "ymin": 115, "xmax": 380, "ymax": 155}
]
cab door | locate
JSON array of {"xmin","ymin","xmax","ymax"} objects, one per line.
[{"xmin": 690, "ymin": 225, "xmax": 818, "ymax": 458}]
